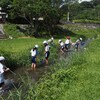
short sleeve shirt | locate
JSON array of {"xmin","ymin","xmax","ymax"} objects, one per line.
[
  {"xmin": 45, "ymin": 45, "xmax": 50, "ymax": 52},
  {"xmin": 0, "ymin": 63, "xmax": 4, "ymax": 83},
  {"xmin": 31, "ymin": 49, "xmax": 36, "ymax": 57}
]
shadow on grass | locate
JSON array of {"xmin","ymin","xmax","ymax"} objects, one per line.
[{"xmin": 53, "ymin": 26, "xmax": 86, "ymax": 40}]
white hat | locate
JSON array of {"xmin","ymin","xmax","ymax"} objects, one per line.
[
  {"xmin": 43, "ymin": 40, "xmax": 47, "ymax": 44},
  {"xmin": 0, "ymin": 56, "xmax": 5, "ymax": 61},
  {"xmin": 58, "ymin": 39, "xmax": 62, "ymax": 43},
  {"xmin": 35, "ymin": 45, "xmax": 39, "ymax": 48},
  {"xmin": 80, "ymin": 38, "xmax": 82, "ymax": 41},
  {"xmin": 51, "ymin": 37, "xmax": 54, "ymax": 40}
]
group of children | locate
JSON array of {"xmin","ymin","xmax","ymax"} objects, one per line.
[
  {"xmin": 58, "ymin": 36, "xmax": 83, "ymax": 53},
  {"xmin": 30, "ymin": 38, "xmax": 53, "ymax": 70},
  {"xmin": 0, "ymin": 36, "xmax": 83, "ymax": 89},
  {"xmin": 30, "ymin": 36, "xmax": 83, "ymax": 70}
]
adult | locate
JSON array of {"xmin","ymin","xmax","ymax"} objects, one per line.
[
  {"xmin": 0, "ymin": 56, "xmax": 9, "ymax": 89},
  {"xmin": 30, "ymin": 45, "xmax": 39, "ymax": 70},
  {"xmin": 43, "ymin": 41, "xmax": 50, "ymax": 65}
]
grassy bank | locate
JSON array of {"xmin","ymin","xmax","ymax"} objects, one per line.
[
  {"xmin": 0, "ymin": 38, "xmax": 58, "ymax": 69},
  {"xmin": 33, "ymin": 37, "xmax": 100, "ymax": 100},
  {"xmin": 73, "ymin": 19, "xmax": 100, "ymax": 24},
  {"xmin": 1, "ymin": 36, "xmax": 100, "ymax": 100},
  {"xmin": 0, "ymin": 23, "xmax": 100, "ymax": 99},
  {"xmin": 0, "ymin": 23, "xmax": 100, "ymax": 69},
  {"xmin": 3, "ymin": 23, "xmax": 25, "ymax": 38}
]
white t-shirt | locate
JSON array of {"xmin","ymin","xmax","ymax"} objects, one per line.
[
  {"xmin": 76, "ymin": 39, "xmax": 80, "ymax": 43},
  {"xmin": 45, "ymin": 45, "xmax": 50, "ymax": 52},
  {"xmin": 48, "ymin": 39, "xmax": 52, "ymax": 43},
  {"xmin": 30, "ymin": 49, "xmax": 36, "ymax": 57},
  {"xmin": 60, "ymin": 42, "xmax": 64, "ymax": 47},
  {"xmin": 65, "ymin": 39, "xmax": 70, "ymax": 44},
  {"xmin": 0, "ymin": 63, "xmax": 4, "ymax": 83}
]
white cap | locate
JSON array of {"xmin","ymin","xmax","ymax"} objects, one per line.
[
  {"xmin": 0, "ymin": 56, "xmax": 5, "ymax": 61},
  {"xmin": 80, "ymin": 38, "xmax": 82, "ymax": 41},
  {"xmin": 51, "ymin": 37, "xmax": 54, "ymax": 40},
  {"xmin": 35, "ymin": 45, "xmax": 39, "ymax": 48},
  {"xmin": 43, "ymin": 40, "xmax": 47, "ymax": 44},
  {"xmin": 58, "ymin": 40, "xmax": 62, "ymax": 43}
]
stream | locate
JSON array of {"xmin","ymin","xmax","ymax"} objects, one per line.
[{"xmin": 0, "ymin": 38, "xmax": 93, "ymax": 95}]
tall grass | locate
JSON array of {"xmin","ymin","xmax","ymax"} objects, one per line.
[
  {"xmin": 3, "ymin": 23, "xmax": 25, "ymax": 38},
  {"xmin": 1, "ymin": 37, "xmax": 100, "ymax": 100},
  {"xmin": 0, "ymin": 38, "xmax": 58, "ymax": 69},
  {"xmin": 0, "ymin": 24, "xmax": 100, "ymax": 99}
]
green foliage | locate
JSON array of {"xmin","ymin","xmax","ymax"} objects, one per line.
[
  {"xmin": 34, "ymin": 38, "xmax": 100, "ymax": 100},
  {"xmin": 3, "ymin": 23, "xmax": 25, "ymax": 38},
  {"xmin": 61, "ymin": 24, "xmax": 100, "ymax": 40},
  {"xmin": 1, "ymin": 38, "xmax": 100, "ymax": 100},
  {"xmin": 0, "ymin": 24, "xmax": 100, "ymax": 99},
  {"xmin": 73, "ymin": 19, "xmax": 100, "ymax": 24},
  {"xmin": 0, "ymin": 0, "xmax": 12, "ymax": 7}
]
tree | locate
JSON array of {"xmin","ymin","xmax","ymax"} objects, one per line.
[
  {"xmin": 9, "ymin": 0, "xmax": 60, "ymax": 35},
  {"xmin": 59, "ymin": 0, "xmax": 78, "ymax": 21},
  {"xmin": 0, "ymin": 0, "xmax": 12, "ymax": 7}
]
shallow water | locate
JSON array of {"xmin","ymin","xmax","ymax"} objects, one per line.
[{"xmin": 2, "ymin": 38, "xmax": 93, "ymax": 95}]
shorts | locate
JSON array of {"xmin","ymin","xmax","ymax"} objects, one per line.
[
  {"xmin": 31, "ymin": 56, "xmax": 36, "ymax": 64},
  {"xmin": 45, "ymin": 51, "xmax": 50, "ymax": 60},
  {"xmin": 65, "ymin": 44, "xmax": 69, "ymax": 49},
  {"xmin": 0, "ymin": 82, "xmax": 4, "ymax": 87},
  {"xmin": 61, "ymin": 46, "xmax": 64, "ymax": 50},
  {"xmin": 75, "ymin": 43, "xmax": 79, "ymax": 49}
]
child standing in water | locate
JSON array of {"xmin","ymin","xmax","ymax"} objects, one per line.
[
  {"xmin": 65, "ymin": 36, "xmax": 72, "ymax": 51},
  {"xmin": 0, "ymin": 56, "xmax": 9, "ymax": 89},
  {"xmin": 58, "ymin": 39, "xmax": 65, "ymax": 54},
  {"xmin": 30, "ymin": 45, "xmax": 39, "ymax": 70},
  {"xmin": 43, "ymin": 41, "xmax": 50, "ymax": 65}
]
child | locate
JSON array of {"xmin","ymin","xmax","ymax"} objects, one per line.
[
  {"xmin": 30, "ymin": 45, "xmax": 39, "ymax": 70},
  {"xmin": 65, "ymin": 36, "xmax": 72, "ymax": 51},
  {"xmin": 48, "ymin": 37, "xmax": 54, "ymax": 46},
  {"xmin": 43, "ymin": 41, "xmax": 50, "ymax": 65},
  {"xmin": 75, "ymin": 39, "xmax": 80, "ymax": 51},
  {"xmin": 58, "ymin": 40, "xmax": 65, "ymax": 53},
  {"xmin": 0, "ymin": 56, "xmax": 9, "ymax": 89}
]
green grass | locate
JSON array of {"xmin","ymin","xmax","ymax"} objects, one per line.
[
  {"xmin": 61, "ymin": 24, "xmax": 100, "ymax": 41},
  {"xmin": 0, "ymin": 23, "xmax": 100, "ymax": 68},
  {"xmin": 33, "ymin": 37, "xmax": 100, "ymax": 100},
  {"xmin": 73, "ymin": 19, "xmax": 100, "ymax": 24},
  {"xmin": 0, "ymin": 38, "xmax": 58, "ymax": 68},
  {"xmin": 0, "ymin": 23, "xmax": 100, "ymax": 99},
  {"xmin": 2, "ymin": 37, "xmax": 99, "ymax": 100},
  {"xmin": 3, "ymin": 23, "xmax": 25, "ymax": 38}
]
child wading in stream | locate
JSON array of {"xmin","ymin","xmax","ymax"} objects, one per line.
[
  {"xmin": 0, "ymin": 56, "xmax": 10, "ymax": 90},
  {"xmin": 43, "ymin": 41, "xmax": 50, "ymax": 65},
  {"xmin": 65, "ymin": 36, "xmax": 72, "ymax": 51},
  {"xmin": 75, "ymin": 38, "xmax": 83, "ymax": 51},
  {"xmin": 58, "ymin": 39, "xmax": 65, "ymax": 54},
  {"xmin": 30, "ymin": 45, "xmax": 39, "ymax": 70}
]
